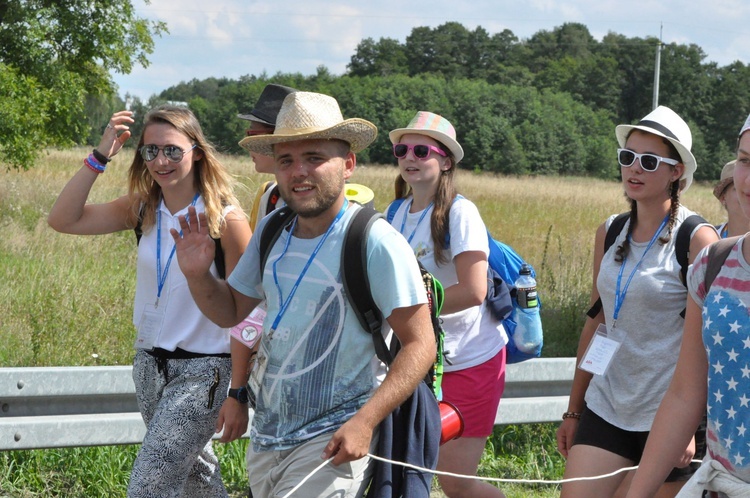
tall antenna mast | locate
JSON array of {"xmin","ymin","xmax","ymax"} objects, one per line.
[{"xmin": 652, "ymin": 23, "xmax": 663, "ymax": 110}]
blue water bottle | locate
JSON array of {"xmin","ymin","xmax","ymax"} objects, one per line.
[{"xmin": 512, "ymin": 264, "xmax": 543, "ymax": 354}]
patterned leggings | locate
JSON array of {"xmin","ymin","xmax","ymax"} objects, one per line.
[{"xmin": 129, "ymin": 350, "xmax": 232, "ymax": 498}]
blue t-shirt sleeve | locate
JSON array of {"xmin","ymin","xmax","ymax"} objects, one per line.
[
  {"xmin": 227, "ymin": 217, "xmax": 265, "ymax": 300},
  {"xmin": 367, "ymin": 219, "xmax": 427, "ymax": 320}
]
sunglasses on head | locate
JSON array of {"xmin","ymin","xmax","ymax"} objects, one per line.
[
  {"xmin": 139, "ymin": 144, "xmax": 197, "ymax": 163},
  {"xmin": 393, "ymin": 143, "xmax": 447, "ymax": 160},
  {"xmin": 617, "ymin": 148, "xmax": 680, "ymax": 172}
]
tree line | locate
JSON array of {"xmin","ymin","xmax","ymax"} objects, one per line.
[
  {"xmin": 2, "ymin": 5, "xmax": 749, "ymax": 182},
  {"xmin": 128, "ymin": 22, "xmax": 750, "ymax": 182}
]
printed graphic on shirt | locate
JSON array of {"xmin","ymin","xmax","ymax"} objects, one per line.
[
  {"xmin": 253, "ymin": 248, "xmax": 374, "ymax": 449},
  {"xmin": 703, "ymin": 289, "xmax": 750, "ymax": 471}
]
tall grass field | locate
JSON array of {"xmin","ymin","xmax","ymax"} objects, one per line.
[{"xmin": 1, "ymin": 148, "xmax": 725, "ymax": 497}]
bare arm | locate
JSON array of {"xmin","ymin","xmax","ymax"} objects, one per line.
[
  {"xmin": 556, "ymin": 221, "xmax": 607, "ymax": 458},
  {"xmin": 322, "ymin": 302, "xmax": 435, "ymax": 465},
  {"xmin": 440, "ymin": 250, "xmax": 488, "ymax": 314},
  {"xmin": 626, "ymin": 297, "xmax": 708, "ymax": 498},
  {"xmin": 172, "ymin": 206, "xmax": 260, "ymax": 327},
  {"xmin": 48, "ymin": 111, "xmax": 135, "ymax": 235}
]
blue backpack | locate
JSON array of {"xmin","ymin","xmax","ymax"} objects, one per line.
[{"xmin": 386, "ymin": 197, "xmax": 542, "ymax": 363}]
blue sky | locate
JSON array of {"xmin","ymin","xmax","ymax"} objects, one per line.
[{"xmin": 112, "ymin": 0, "xmax": 750, "ymax": 102}]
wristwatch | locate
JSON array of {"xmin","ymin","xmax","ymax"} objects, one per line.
[{"xmin": 227, "ymin": 386, "xmax": 250, "ymax": 404}]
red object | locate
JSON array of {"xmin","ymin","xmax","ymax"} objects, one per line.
[{"xmin": 439, "ymin": 400, "xmax": 464, "ymax": 445}]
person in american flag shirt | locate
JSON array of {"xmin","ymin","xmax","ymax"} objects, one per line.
[{"xmin": 627, "ymin": 115, "xmax": 750, "ymax": 497}]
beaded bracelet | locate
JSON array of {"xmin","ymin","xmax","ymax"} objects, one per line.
[
  {"xmin": 92, "ymin": 149, "xmax": 110, "ymax": 165},
  {"xmin": 562, "ymin": 411, "xmax": 581, "ymax": 420},
  {"xmin": 84, "ymin": 154, "xmax": 106, "ymax": 174}
]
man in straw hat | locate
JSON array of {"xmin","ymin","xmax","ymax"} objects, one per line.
[{"xmin": 172, "ymin": 91, "xmax": 436, "ymax": 497}]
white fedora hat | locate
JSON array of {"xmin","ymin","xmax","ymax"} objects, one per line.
[
  {"xmin": 615, "ymin": 105, "xmax": 697, "ymax": 192},
  {"xmin": 239, "ymin": 92, "xmax": 377, "ymax": 156}
]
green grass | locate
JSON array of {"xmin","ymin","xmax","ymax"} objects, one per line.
[{"xmin": 0, "ymin": 148, "xmax": 725, "ymax": 497}]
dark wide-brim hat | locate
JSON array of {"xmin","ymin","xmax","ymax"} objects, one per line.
[
  {"xmin": 239, "ymin": 92, "xmax": 377, "ymax": 155},
  {"xmin": 237, "ymin": 84, "xmax": 297, "ymax": 125},
  {"xmin": 615, "ymin": 105, "xmax": 697, "ymax": 192}
]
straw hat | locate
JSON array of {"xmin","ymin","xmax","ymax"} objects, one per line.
[
  {"xmin": 239, "ymin": 92, "xmax": 377, "ymax": 156},
  {"xmin": 389, "ymin": 111, "xmax": 464, "ymax": 163},
  {"xmin": 713, "ymin": 160, "xmax": 736, "ymax": 200},
  {"xmin": 237, "ymin": 84, "xmax": 297, "ymax": 125},
  {"xmin": 615, "ymin": 106, "xmax": 697, "ymax": 192}
]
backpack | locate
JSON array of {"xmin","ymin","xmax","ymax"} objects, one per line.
[
  {"xmin": 135, "ymin": 207, "xmax": 226, "ymax": 279},
  {"xmin": 586, "ymin": 212, "xmax": 707, "ymax": 319},
  {"xmin": 703, "ymin": 236, "xmax": 740, "ymax": 292},
  {"xmin": 386, "ymin": 197, "xmax": 540, "ymax": 364},
  {"xmin": 249, "ymin": 181, "xmax": 281, "ymax": 230},
  {"xmin": 258, "ymin": 205, "xmax": 447, "ymax": 399}
]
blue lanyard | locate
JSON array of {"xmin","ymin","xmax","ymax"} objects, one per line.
[
  {"xmin": 612, "ymin": 215, "xmax": 669, "ymax": 324},
  {"xmin": 399, "ymin": 199, "xmax": 433, "ymax": 244},
  {"xmin": 155, "ymin": 193, "xmax": 200, "ymax": 308},
  {"xmin": 269, "ymin": 200, "xmax": 349, "ymax": 334}
]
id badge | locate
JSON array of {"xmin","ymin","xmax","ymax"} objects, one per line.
[
  {"xmin": 136, "ymin": 309, "xmax": 165, "ymax": 350},
  {"xmin": 248, "ymin": 338, "xmax": 270, "ymax": 398},
  {"xmin": 229, "ymin": 301, "xmax": 267, "ymax": 349},
  {"xmin": 579, "ymin": 323, "xmax": 622, "ymax": 376}
]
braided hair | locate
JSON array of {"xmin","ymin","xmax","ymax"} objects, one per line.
[{"xmin": 614, "ymin": 134, "xmax": 683, "ymax": 264}]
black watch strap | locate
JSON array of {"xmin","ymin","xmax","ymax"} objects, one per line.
[{"xmin": 228, "ymin": 386, "xmax": 249, "ymax": 404}]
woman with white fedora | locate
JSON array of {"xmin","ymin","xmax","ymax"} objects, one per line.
[
  {"xmin": 386, "ymin": 111, "xmax": 508, "ymax": 498},
  {"xmin": 556, "ymin": 106, "xmax": 719, "ymax": 498}
]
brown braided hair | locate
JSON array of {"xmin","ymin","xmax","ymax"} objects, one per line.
[{"xmin": 614, "ymin": 134, "xmax": 682, "ymax": 263}]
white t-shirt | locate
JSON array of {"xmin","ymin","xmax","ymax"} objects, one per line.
[
  {"xmin": 133, "ymin": 197, "xmax": 230, "ymax": 354},
  {"xmin": 228, "ymin": 203, "xmax": 428, "ymax": 451},
  {"xmin": 388, "ymin": 196, "xmax": 506, "ymax": 372}
]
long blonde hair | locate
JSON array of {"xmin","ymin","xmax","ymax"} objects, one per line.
[{"xmin": 127, "ymin": 105, "xmax": 241, "ymax": 238}]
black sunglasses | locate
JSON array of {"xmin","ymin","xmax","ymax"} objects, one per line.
[
  {"xmin": 139, "ymin": 144, "xmax": 197, "ymax": 163},
  {"xmin": 393, "ymin": 143, "xmax": 447, "ymax": 160},
  {"xmin": 617, "ymin": 148, "xmax": 679, "ymax": 172}
]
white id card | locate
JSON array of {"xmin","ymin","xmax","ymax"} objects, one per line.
[
  {"xmin": 579, "ymin": 323, "xmax": 622, "ymax": 376},
  {"xmin": 229, "ymin": 302, "xmax": 267, "ymax": 349},
  {"xmin": 136, "ymin": 309, "xmax": 165, "ymax": 350},
  {"xmin": 248, "ymin": 339, "xmax": 270, "ymax": 398}
]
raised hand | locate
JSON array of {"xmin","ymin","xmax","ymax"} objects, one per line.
[
  {"xmin": 96, "ymin": 111, "xmax": 134, "ymax": 160},
  {"xmin": 171, "ymin": 206, "xmax": 216, "ymax": 279}
]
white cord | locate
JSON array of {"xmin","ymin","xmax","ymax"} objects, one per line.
[{"xmin": 277, "ymin": 453, "xmax": 704, "ymax": 496}]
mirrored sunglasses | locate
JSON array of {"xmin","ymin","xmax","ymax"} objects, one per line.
[
  {"xmin": 617, "ymin": 148, "xmax": 679, "ymax": 172},
  {"xmin": 140, "ymin": 144, "xmax": 197, "ymax": 162},
  {"xmin": 393, "ymin": 143, "xmax": 447, "ymax": 160}
]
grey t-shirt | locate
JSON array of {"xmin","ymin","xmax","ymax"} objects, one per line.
[{"xmin": 585, "ymin": 206, "xmax": 704, "ymax": 431}]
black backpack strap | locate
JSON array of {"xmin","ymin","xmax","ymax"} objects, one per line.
[
  {"xmin": 586, "ymin": 213, "xmax": 630, "ymax": 318},
  {"xmin": 675, "ymin": 214, "xmax": 708, "ymax": 318},
  {"xmin": 341, "ymin": 206, "xmax": 393, "ymax": 365},
  {"xmin": 258, "ymin": 206, "xmax": 296, "ymax": 279},
  {"xmin": 704, "ymin": 236, "xmax": 740, "ymax": 292},
  {"xmin": 134, "ymin": 204, "xmax": 225, "ymax": 278},
  {"xmin": 675, "ymin": 214, "xmax": 707, "ymax": 285}
]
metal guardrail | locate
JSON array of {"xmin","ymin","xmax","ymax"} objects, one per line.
[{"xmin": 0, "ymin": 358, "xmax": 575, "ymax": 451}]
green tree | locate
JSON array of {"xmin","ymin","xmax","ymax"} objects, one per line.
[{"xmin": 0, "ymin": 0, "xmax": 165, "ymax": 170}]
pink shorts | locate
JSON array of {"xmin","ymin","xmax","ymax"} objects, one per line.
[{"xmin": 441, "ymin": 348, "xmax": 506, "ymax": 438}]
